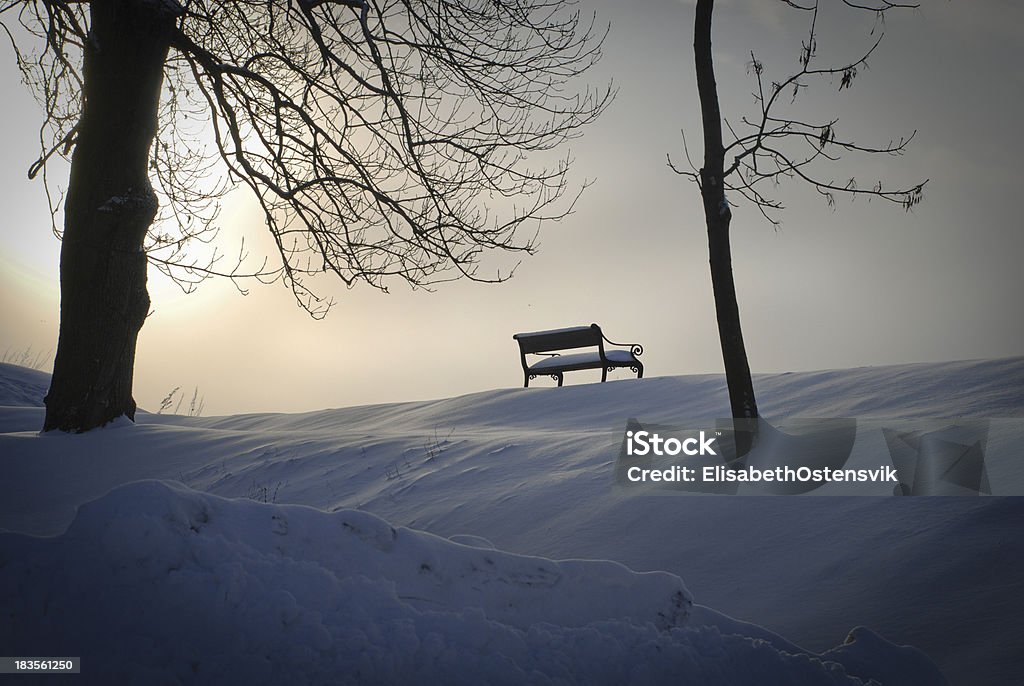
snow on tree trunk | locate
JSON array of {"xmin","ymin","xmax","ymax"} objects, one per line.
[{"xmin": 44, "ymin": 0, "xmax": 178, "ymax": 432}]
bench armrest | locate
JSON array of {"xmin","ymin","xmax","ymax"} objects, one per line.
[{"xmin": 600, "ymin": 334, "xmax": 643, "ymax": 358}]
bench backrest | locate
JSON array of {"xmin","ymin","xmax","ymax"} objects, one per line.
[{"xmin": 513, "ymin": 324, "xmax": 603, "ymax": 355}]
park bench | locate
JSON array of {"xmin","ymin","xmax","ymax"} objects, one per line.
[{"xmin": 512, "ymin": 324, "xmax": 644, "ymax": 387}]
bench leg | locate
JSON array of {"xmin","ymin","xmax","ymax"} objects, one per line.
[
  {"xmin": 635, "ymin": 362, "xmax": 644, "ymax": 379},
  {"xmin": 601, "ymin": 367, "xmax": 607, "ymax": 383},
  {"xmin": 524, "ymin": 373, "xmax": 531, "ymax": 388},
  {"xmin": 556, "ymin": 373, "xmax": 564, "ymax": 387}
]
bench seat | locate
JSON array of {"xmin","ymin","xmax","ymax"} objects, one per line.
[{"xmin": 528, "ymin": 349, "xmax": 639, "ymax": 373}]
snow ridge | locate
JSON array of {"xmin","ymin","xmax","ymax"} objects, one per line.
[{"xmin": 2, "ymin": 480, "xmax": 881, "ymax": 685}]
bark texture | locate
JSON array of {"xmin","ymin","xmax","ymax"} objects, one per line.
[{"xmin": 43, "ymin": 0, "xmax": 177, "ymax": 432}]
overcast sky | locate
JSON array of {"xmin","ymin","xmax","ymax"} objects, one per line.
[{"xmin": 2, "ymin": 0, "xmax": 1022, "ymax": 416}]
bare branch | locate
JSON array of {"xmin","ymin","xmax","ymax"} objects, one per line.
[
  {"xmin": 9, "ymin": 0, "xmax": 612, "ymax": 314},
  {"xmin": 679, "ymin": 0, "xmax": 925, "ymax": 226}
]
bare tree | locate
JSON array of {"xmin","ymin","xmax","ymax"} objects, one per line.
[
  {"xmin": 1, "ymin": 0, "xmax": 611, "ymax": 432},
  {"xmin": 671, "ymin": 0, "xmax": 925, "ymax": 449}
]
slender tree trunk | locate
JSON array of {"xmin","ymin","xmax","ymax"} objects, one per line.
[
  {"xmin": 43, "ymin": 0, "xmax": 177, "ymax": 432},
  {"xmin": 693, "ymin": 0, "xmax": 759, "ymax": 445}
]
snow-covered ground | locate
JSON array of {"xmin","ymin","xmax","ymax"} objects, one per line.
[{"xmin": 2, "ymin": 358, "xmax": 1022, "ymax": 684}]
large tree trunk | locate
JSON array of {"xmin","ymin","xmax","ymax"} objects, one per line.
[
  {"xmin": 693, "ymin": 0, "xmax": 759, "ymax": 450},
  {"xmin": 43, "ymin": 0, "xmax": 178, "ymax": 432}
]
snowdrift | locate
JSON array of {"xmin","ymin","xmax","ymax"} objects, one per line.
[
  {"xmin": 5, "ymin": 358, "xmax": 1023, "ymax": 683},
  {"xmin": 2, "ymin": 480, "xmax": 940, "ymax": 685}
]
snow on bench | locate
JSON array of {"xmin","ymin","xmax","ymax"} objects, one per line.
[{"xmin": 512, "ymin": 323, "xmax": 644, "ymax": 387}]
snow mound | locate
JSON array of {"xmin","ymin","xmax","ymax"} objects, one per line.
[
  {"xmin": 0, "ymin": 362, "xmax": 48, "ymax": 408},
  {"xmin": 1, "ymin": 480, "xmax": 886, "ymax": 686},
  {"xmin": 822, "ymin": 627, "xmax": 949, "ymax": 686},
  {"xmin": 4, "ymin": 360, "xmax": 1013, "ymax": 683}
]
